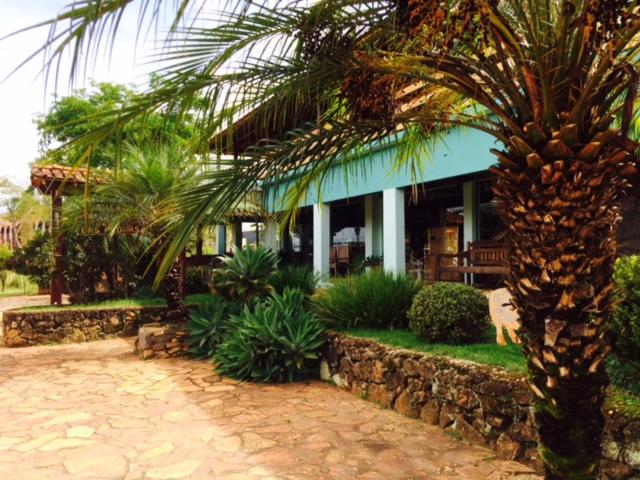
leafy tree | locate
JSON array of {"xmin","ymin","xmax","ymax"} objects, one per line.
[
  {"xmin": 18, "ymin": 1, "xmax": 640, "ymax": 478},
  {"xmin": 36, "ymin": 82, "xmax": 196, "ymax": 169}
]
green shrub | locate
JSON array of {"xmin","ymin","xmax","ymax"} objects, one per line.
[
  {"xmin": 186, "ymin": 296, "xmax": 240, "ymax": 360},
  {"xmin": 7, "ymin": 233, "xmax": 53, "ymax": 289},
  {"xmin": 612, "ymin": 256, "xmax": 640, "ymax": 360},
  {"xmin": 611, "ymin": 256, "xmax": 640, "ymax": 391},
  {"xmin": 312, "ymin": 271, "xmax": 422, "ymax": 329},
  {"xmin": 212, "ymin": 246, "xmax": 279, "ymax": 303},
  {"xmin": 269, "ymin": 265, "xmax": 318, "ymax": 296},
  {"xmin": 214, "ymin": 288, "xmax": 326, "ymax": 382},
  {"xmin": 408, "ymin": 282, "xmax": 489, "ymax": 344}
]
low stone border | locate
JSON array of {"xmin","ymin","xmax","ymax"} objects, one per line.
[
  {"xmin": 135, "ymin": 323, "xmax": 190, "ymax": 359},
  {"xmin": 2, "ymin": 305, "xmax": 188, "ymax": 347},
  {"xmin": 321, "ymin": 332, "xmax": 640, "ymax": 480}
]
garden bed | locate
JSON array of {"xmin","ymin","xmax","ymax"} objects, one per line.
[
  {"xmin": 13, "ymin": 293, "xmax": 211, "ymax": 313},
  {"xmin": 322, "ymin": 332, "xmax": 640, "ymax": 479}
]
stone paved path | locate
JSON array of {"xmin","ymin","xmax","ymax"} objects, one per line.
[{"xmin": 0, "ymin": 339, "xmax": 541, "ymax": 479}]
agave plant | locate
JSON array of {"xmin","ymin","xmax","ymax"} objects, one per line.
[
  {"xmin": 186, "ymin": 296, "xmax": 240, "ymax": 360},
  {"xmin": 20, "ymin": 0, "xmax": 640, "ymax": 477},
  {"xmin": 214, "ymin": 288, "xmax": 326, "ymax": 383},
  {"xmin": 212, "ymin": 246, "xmax": 279, "ymax": 303}
]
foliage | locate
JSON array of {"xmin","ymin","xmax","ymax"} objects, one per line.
[
  {"xmin": 268, "ymin": 265, "xmax": 318, "ymax": 296},
  {"xmin": 62, "ymin": 145, "xmax": 199, "ymax": 306},
  {"xmin": 212, "ymin": 246, "xmax": 279, "ymax": 303},
  {"xmin": 186, "ymin": 296, "xmax": 240, "ymax": 360},
  {"xmin": 612, "ymin": 256, "xmax": 640, "ymax": 361},
  {"xmin": 0, "ymin": 245, "xmax": 12, "ymax": 292},
  {"xmin": 408, "ymin": 283, "xmax": 489, "ymax": 344},
  {"xmin": 36, "ymin": 82, "xmax": 196, "ymax": 169},
  {"xmin": 185, "ymin": 267, "xmax": 211, "ymax": 294},
  {"xmin": 214, "ymin": 288, "xmax": 326, "ymax": 383},
  {"xmin": 21, "ymin": 1, "xmax": 640, "ymax": 477},
  {"xmin": 610, "ymin": 256, "xmax": 640, "ymax": 394},
  {"xmin": 312, "ymin": 271, "xmax": 422, "ymax": 329},
  {"xmin": 7, "ymin": 233, "xmax": 53, "ymax": 288}
]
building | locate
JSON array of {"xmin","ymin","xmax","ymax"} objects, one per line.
[{"xmin": 215, "ymin": 122, "xmax": 640, "ymax": 284}]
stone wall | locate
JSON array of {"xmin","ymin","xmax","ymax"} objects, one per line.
[
  {"xmin": 2, "ymin": 306, "xmax": 184, "ymax": 347},
  {"xmin": 135, "ymin": 323, "xmax": 190, "ymax": 359},
  {"xmin": 321, "ymin": 333, "xmax": 640, "ymax": 480}
]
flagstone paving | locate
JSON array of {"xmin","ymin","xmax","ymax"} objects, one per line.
[{"xmin": 0, "ymin": 338, "xmax": 541, "ymax": 479}]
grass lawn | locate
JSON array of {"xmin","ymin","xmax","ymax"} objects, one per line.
[
  {"xmin": 345, "ymin": 327, "xmax": 527, "ymax": 372},
  {"xmin": 345, "ymin": 327, "xmax": 640, "ymax": 418},
  {"xmin": 16, "ymin": 293, "xmax": 213, "ymax": 312},
  {"xmin": 0, "ymin": 285, "xmax": 39, "ymax": 298}
]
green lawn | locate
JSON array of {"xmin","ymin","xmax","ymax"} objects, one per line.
[
  {"xmin": 16, "ymin": 293, "xmax": 213, "ymax": 312},
  {"xmin": 0, "ymin": 285, "xmax": 39, "ymax": 298},
  {"xmin": 345, "ymin": 327, "xmax": 527, "ymax": 372},
  {"xmin": 0, "ymin": 272, "xmax": 39, "ymax": 298}
]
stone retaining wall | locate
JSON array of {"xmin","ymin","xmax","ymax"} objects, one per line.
[
  {"xmin": 2, "ymin": 306, "xmax": 186, "ymax": 347},
  {"xmin": 321, "ymin": 332, "xmax": 640, "ymax": 480},
  {"xmin": 135, "ymin": 323, "xmax": 190, "ymax": 359}
]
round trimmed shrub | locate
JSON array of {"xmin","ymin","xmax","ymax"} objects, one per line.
[{"xmin": 408, "ymin": 282, "xmax": 489, "ymax": 344}]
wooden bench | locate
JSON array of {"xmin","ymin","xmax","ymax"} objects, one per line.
[{"xmin": 434, "ymin": 240, "xmax": 509, "ymax": 283}]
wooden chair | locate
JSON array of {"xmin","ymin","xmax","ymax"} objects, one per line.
[
  {"xmin": 434, "ymin": 240, "xmax": 509, "ymax": 283},
  {"xmin": 336, "ymin": 244, "xmax": 351, "ymax": 274}
]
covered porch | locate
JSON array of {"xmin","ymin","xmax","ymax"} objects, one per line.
[{"xmin": 278, "ymin": 176, "xmax": 507, "ymax": 286}]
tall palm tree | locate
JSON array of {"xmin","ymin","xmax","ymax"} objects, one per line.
[{"xmin": 15, "ymin": 1, "xmax": 640, "ymax": 478}]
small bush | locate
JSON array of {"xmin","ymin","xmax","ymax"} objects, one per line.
[
  {"xmin": 269, "ymin": 265, "xmax": 318, "ymax": 296},
  {"xmin": 214, "ymin": 288, "xmax": 326, "ymax": 382},
  {"xmin": 186, "ymin": 296, "xmax": 240, "ymax": 359},
  {"xmin": 212, "ymin": 246, "xmax": 279, "ymax": 303},
  {"xmin": 408, "ymin": 282, "xmax": 489, "ymax": 344},
  {"xmin": 312, "ymin": 271, "xmax": 422, "ymax": 329},
  {"xmin": 612, "ymin": 256, "xmax": 640, "ymax": 360}
]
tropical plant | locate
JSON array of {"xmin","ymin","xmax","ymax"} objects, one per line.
[
  {"xmin": 212, "ymin": 246, "xmax": 279, "ymax": 303},
  {"xmin": 408, "ymin": 283, "xmax": 489, "ymax": 344},
  {"xmin": 312, "ymin": 271, "xmax": 422, "ymax": 329},
  {"xmin": 214, "ymin": 288, "xmax": 326, "ymax": 382},
  {"xmin": 610, "ymin": 256, "xmax": 640, "ymax": 393},
  {"xmin": 21, "ymin": 0, "xmax": 640, "ymax": 477},
  {"xmin": 7, "ymin": 233, "xmax": 53, "ymax": 289},
  {"xmin": 268, "ymin": 264, "xmax": 318, "ymax": 296},
  {"xmin": 186, "ymin": 296, "xmax": 240, "ymax": 360},
  {"xmin": 79, "ymin": 145, "xmax": 199, "ymax": 312}
]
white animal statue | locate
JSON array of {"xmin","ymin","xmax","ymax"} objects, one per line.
[{"xmin": 489, "ymin": 288, "xmax": 522, "ymax": 346}]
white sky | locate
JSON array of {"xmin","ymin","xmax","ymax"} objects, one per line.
[{"xmin": 0, "ymin": 1, "xmax": 172, "ymax": 187}]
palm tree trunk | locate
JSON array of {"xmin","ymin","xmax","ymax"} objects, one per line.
[
  {"xmin": 491, "ymin": 129, "xmax": 636, "ymax": 480},
  {"xmin": 162, "ymin": 259, "xmax": 185, "ymax": 319}
]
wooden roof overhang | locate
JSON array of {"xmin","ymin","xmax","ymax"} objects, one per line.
[{"xmin": 30, "ymin": 164, "xmax": 107, "ymax": 196}]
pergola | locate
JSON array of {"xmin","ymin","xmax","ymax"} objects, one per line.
[{"xmin": 31, "ymin": 164, "xmax": 106, "ymax": 305}]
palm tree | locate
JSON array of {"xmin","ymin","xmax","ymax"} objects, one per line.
[
  {"xmin": 15, "ymin": 1, "xmax": 640, "ymax": 478},
  {"xmin": 92, "ymin": 145, "xmax": 198, "ymax": 314}
]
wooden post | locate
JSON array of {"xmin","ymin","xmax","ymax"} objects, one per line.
[{"xmin": 51, "ymin": 192, "xmax": 64, "ymax": 305}]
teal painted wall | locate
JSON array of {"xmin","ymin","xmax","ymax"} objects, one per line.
[{"xmin": 264, "ymin": 127, "xmax": 500, "ymax": 212}]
